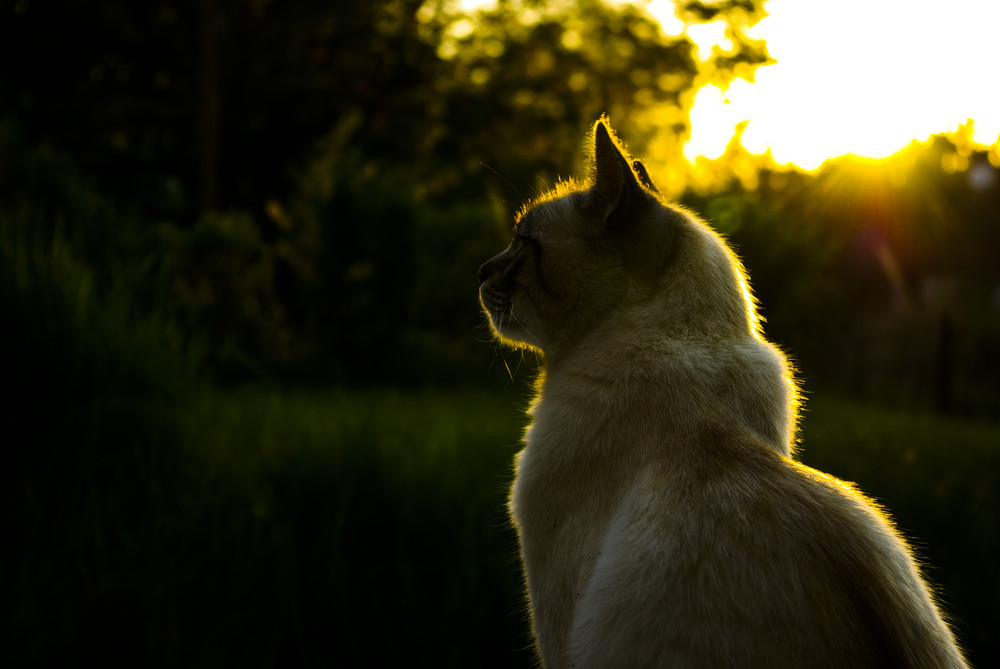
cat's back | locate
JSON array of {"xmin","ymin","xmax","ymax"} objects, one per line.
[{"xmin": 568, "ymin": 426, "xmax": 966, "ymax": 669}]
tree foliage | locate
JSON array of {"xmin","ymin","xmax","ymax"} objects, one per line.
[
  {"xmin": 1, "ymin": 0, "xmax": 772, "ymax": 383},
  {"xmin": 2, "ymin": 0, "xmax": 998, "ymax": 407}
]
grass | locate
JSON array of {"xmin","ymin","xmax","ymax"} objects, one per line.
[
  {"xmin": 179, "ymin": 387, "xmax": 534, "ymax": 666},
  {"xmin": 6, "ymin": 384, "xmax": 998, "ymax": 667}
]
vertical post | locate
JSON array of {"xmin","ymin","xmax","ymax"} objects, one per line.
[{"xmin": 200, "ymin": 0, "xmax": 220, "ymax": 213}]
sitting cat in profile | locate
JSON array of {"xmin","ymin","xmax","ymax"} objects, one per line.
[{"xmin": 477, "ymin": 118, "xmax": 968, "ymax": 668}]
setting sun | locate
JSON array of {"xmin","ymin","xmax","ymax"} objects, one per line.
[
  {"xmin": 452, "ymin": 0, "xmax": 1000, "ymax": 172},
  {"xmin": 674, "ymin": 0, "xmax": 1000, "ymax": 169}
]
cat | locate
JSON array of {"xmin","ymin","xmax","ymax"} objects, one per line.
[{"xmin": 477, "ymin": 118, "xmax": 968, "ymax": 668}]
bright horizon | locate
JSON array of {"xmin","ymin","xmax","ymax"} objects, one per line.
[
  {"xmin": 664, "ymin": 0, "xmax": 1000, "ymax": 169},
  {"xmin": 457, "ymin": 0, "xmax": 1000, "ymax": 172}
]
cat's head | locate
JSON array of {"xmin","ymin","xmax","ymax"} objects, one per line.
[{"xmin": 478, "ymin": 118, "xmax": 759, "ymax": 358}]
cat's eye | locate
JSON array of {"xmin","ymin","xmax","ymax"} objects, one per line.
[{"xmin": 514, "ymin": 233, "xmax": 537, "ymax": 248}]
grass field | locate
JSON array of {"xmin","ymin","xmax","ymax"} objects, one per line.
[{"xmin": 7, "ymin": 384, "xmax": 999, "ymax": 667}]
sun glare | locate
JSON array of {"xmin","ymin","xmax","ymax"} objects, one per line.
[
  {"xmin": 448, "ymin": 0, "xmax": 998, "ymax": 172},
  {"xmin": 676, "ymin": 0, "xmax": 1000, "ymax": 170}
]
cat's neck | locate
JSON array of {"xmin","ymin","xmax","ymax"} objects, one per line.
[{"xmin": 537, "ymin": 326, "xmax": 796, "ymax": 457}]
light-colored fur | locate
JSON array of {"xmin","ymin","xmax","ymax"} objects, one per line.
[{"xmin": 477, "ymin": 118, "xmax": 968, "ymax": 668}]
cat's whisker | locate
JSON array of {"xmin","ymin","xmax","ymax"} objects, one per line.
[
  {"xmin": 480, "ymin": 162, "xmax": 525, "ymax": 202},
  {"xmin": 507, "ymin": 303, "xmax": 541, "ymax": 349},
  {"xmin": 486, "ymin": 342, "xmax": 500, "ymax": 375}
]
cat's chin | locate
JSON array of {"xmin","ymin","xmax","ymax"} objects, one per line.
[
  {"xmin": 480, "ymin": 297, "xmax": 541, "ymax": 350},
  {"xmin": 494, "ymin": 325, "xmax": 540, "ymax": 351},
  {"xmin": 486, "ymin": 311, "xmax": 539, "ymax": 350}
]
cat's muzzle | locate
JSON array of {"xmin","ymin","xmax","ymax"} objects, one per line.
[{"xmin": 479, "ymin": 285, "xmax": 511, "ymax": 325}]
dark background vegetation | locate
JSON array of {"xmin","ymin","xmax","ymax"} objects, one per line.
[{"xmin": 3, "ymin": 0, "xmax": 998, "ymax": 666}]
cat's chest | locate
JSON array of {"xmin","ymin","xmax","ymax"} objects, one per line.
[{"xmin": 510, "ymin": 405, "xmax": 626, "ymax": 544}]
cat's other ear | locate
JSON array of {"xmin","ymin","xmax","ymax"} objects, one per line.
[
  {"xmin": 633, "ymin": 160, "xmax": 658, "ymax": 194},
  {"xmin": 589, "ymin": 118, "xmax": 644, "ymax": 230}
]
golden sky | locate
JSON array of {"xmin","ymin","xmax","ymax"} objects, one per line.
[
  {"xmin": 673, "ymin": 0, "xmax": 1000, "ymax": 169},
  {"xmin": 457, "ymin": 0, "xmax": 1000, "ymax": 171}
]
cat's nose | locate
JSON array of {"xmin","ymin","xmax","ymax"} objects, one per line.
[{"xmin": 477, "ymin": 262, "xmax": 490, "ymax": 284}]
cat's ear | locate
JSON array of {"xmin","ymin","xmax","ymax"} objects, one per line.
[
  {"xmin": 633, "ymin": 160, "xmax": 658, "ymax": 194},
  {"xmin": 589, "ymin": 119, "xmax": 644, "ymax": 230}
]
